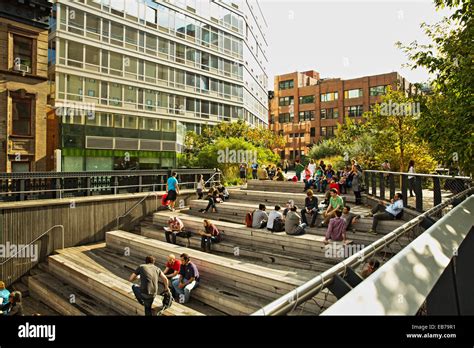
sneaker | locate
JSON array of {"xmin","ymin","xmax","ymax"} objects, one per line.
[
  {"xmin": 368, "ymin": 229, "xmax": 378, "ymax": 235},
  {"xmin": 367, "ymin": 212, "xmax": 373, "ymax": 217}
]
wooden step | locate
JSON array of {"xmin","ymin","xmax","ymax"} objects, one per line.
[
  {"xmin": 141, "ymin": 226, "xmax": 336, "ymax": 272},
  {"xmin": 245, "ymin": 180, "xmax": 356, "ymax": 196},
  {"xmin": 189, "ymin": 199, "xmax": 403, "ymax": 234},
  {"xmin": 106, "ymin": 230, "xmax": 337, "ymax": 314},
  {"xmin": 47, "ymin": 247, "xmax": 203, "ymax": 316},
  {"xmin": 153, "ymin": 210, "xmax": 351, "ymax": 260}
]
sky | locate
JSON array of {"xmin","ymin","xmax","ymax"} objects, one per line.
[{"xmin": 258, "ymin": 0, "xmax": 453, "ymax": 89}]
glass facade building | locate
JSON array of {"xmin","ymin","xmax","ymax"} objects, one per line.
[{"xmin": 49, "ymin": 0, "xmax": 268, "ymax": 171}]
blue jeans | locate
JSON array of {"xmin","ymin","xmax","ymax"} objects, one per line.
[
  {"xmin": 171, "ymin": 278, "xmax": 198, "ymax": 303},
  {"xmin": 132, "ymin": 284, "xmax": 155, "ymax": 316}
]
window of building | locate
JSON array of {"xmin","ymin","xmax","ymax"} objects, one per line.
[
  {"xmin": 344, "ymin": 88, "xmax": 363, "ymax": 99},
  {"xmin": 299, "ymin": 111, "xmax": 315, "ymax": 121},
  {"xmin": 278, "ymin": 80, "xmax": 294, "ymax": 90},
  {"xmin": 278, "ymin": 96, "xmax": 294, "ymax": 106},
  {"xmin": 346, "ymin": 105, "xmax": 364, "ymax": 117},
  {"xmin": 370, "ymin": 85, "xmax": 387, "ymax": 96},
  {"xmin": 320, "ymin": 92, "xmax": 338, "ymax": 102},
  {"xmin": 13, "ymin": 35, "xmax": 33, "ymax": 72},
  {"xmin": 11, "ymin": 94, "xmax": 33, "ymax": 136},
  {"xmin": 320, "ymin": 108, "xmax": 339, "ymax": 119},
  {"xmin": 299, "ymin": 95, "xmax": 315, "ymax": 104},
  {"xmin": 278, "ymin": 113, "xmax": 293, "ymax": 123},
  {"xmin": 310, "ymin": 127, "xmax": 316, "ymax": 137}
]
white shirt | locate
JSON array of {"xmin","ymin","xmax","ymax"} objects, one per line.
[
  {"xmin": 408, "ymin": 166, "xmax": 415, "ymax": 179},
  {"xmin": 267, "ymin": 210, "xmax": 283, "ymax": 229},
  {"xmin": 308, "ymin": 163, "xmax": 316, "ymax": 176}
]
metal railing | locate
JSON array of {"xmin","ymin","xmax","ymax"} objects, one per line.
[
  {"xmin": 363, "ymin": 170, "xmax": 471, "ymax": 212},
  {"xmin": 0, "ymin": 169, "xmax": 218, "ymax": 202},
  {"xmin": 116, "ymin": 191, "xmax": 160, "ymax": 230},
  {"xmin": 0, "ymin": 225, "xmax": 64, "ymax": 284},
  {"xmin": 251, "ymin": 187, "xmax": 473, "ymax": 316}
]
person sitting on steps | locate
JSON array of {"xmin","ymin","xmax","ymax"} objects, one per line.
[
  {"xmin": 164, "ymin": 216, "xmax": 184, "ymax": 244},
  {"xmin": 267, "ymin": 205, "xmax": 284, "ymax": 232},
  {"xmin": 323, "ymin": 209, "xmax": 348, "ymax": 245},
  {"xmin": 199, "ymin": 188, "xmax": 218, "ymax": 213},
  {"xmin": 283, "ymin": 200, "xmax": 294, "ymax": 217},
  {"xmin": 273, "ymin": 167, "xmax": 285, "ymax": 181},
  {"xmin": 301, "ymin": 189, "xmax": 318, "ymax": 227},
  {"xmin": 285, "ymin": 205, "xmax": 306, "ymax": 235},
  {"xmin": 341, "ymin": 205, "xmax": 360, "ymax": 233},
  {"xmin": 252, "ymin": 204, "xmax": 268, "ymax": 229},
  {"xmin": 367, "ymin": 193, "xmax": 404, "ymax": 235},
  {"xmin": 171, "ymin": 253, "xmax": 199, "ymax": 304},
  {"xmin": 163, "ymin": 254, "xmax": 181, "ymax": 280},
  {"xmin": 321, "ymin": 189, "xmax": 344, "ymax": 227},
  {"xmin": 198, "ymin": 219, "xmax": 221, "ymax": 252}
]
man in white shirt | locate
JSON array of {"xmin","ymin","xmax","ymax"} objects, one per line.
[
  {"xmin": 368, "ymin": 193, "xmax": 404, "ymax": 234},
  {"xmin": 267, "ymin": 205, "xmax": 283, "ymax": 232}
]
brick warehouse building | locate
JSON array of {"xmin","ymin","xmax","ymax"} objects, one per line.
[
  {"xmin": 0, "ymin": 0, "xmax": 52, "ymax": 172},
  {"xmin": 268, "ymin": 70, "xmax": 416, "ymax": 161}
]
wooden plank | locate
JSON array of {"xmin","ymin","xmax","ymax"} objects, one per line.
[
  {"xmin": 106, "ymin": 231, "xmax": 337, "ymax": 311},
  {"xmin": 47, "ymin": 252, "xmax": 203, "ymax": 316}
]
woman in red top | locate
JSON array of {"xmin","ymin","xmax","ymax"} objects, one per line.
[{"xmin": 198, "ymin": 219, "xmax": 221, "ymax": 252}]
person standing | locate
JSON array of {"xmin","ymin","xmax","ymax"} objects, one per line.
[
  {"xmin": 382, "ymin": 160, "xmax": 391, "ymax": 186},
  {"xmin": 352, "ymin": 167, "xmax": 363, "ymax": 205},
  {"xmin": 196, "ymin": 174, "xmax": 205, "ymax": 199},
  {"xmin": 166, "ymin": 172, "xmax": 180, "ymax": 211},
  {"xmin": 251, "ymin": 162, "xmax": 258, "ymax": 180},
  {"xmin": 283, "ymin": 159, "xmax": 289, "ymax": 174},
  {"xmin": 308, "ymin": 159, "xmax": 316, "ymax": 177},
  {"xmin": 295, "ymin": 159, "xmax": 305, "ymax": 181},
  {"xmin": 408, "ymin": 160, "xmax": 416, "ymax": 197},
  {"xmin": 239, "ymin": 163, "xmax": 247, "ymax": 183},
  {"xmin": 129, "ymin": 256, "xmax": 170, "ymax": 316}
]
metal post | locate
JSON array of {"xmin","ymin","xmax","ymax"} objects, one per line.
[
  {"xmin": 19, "ymin": 179, "xmax": 25, "ymax": 201},
  {"xmin": 415, "ymin": 176, "xmax": 423, "ymax": 212},
  {"xmin": 389, "ymin": 174, "xmax": 395, "ymax": 199},
  {"xmin": 433, "ymin": 177, "xmax": 442, "ymax": 206},
  {"xmin": 379, "ymin": 172, "xmax": 385, "ymax": 200},
  {"xmin": 401, "ymin": 175, "xmax": 408, "ymax": 207},
  {"xmin": 371, "ymin": 172, "xmax": 376, "ymax": 196},
  {"xmin": 86, "ymin": 177, "xmax": 91, "ymax": 196}
]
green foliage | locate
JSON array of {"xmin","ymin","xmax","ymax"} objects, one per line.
[
  {"xmin": 308, "ymin": 139, "xmax": 341, "ymax": 159},
  {"xmin": 396, "ymin": 0, "xmax": 473, "ymax": 174},
  {"xmin": 194, "ymin": 137, "xmax": 280, "ymax": 180}
]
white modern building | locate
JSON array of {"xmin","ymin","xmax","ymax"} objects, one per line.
[{"xmin": 49, "ymin": 0, "xmax": 268, "ymax": 170}]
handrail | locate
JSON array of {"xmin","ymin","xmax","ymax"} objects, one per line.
[
  {"xmin": 116, "ymin": 190, "xmax": 160, "ymax": 229},
  {"xmin": 251, "ymin": 187, "xmax": 473, "ymax": 316},
  {"xmin": 0, "ymin": 224, "xmax": 65, "ymax": 266},
  {"xmin": 322, "ymin": 195, "xmax": 474, "ymax": 315},
  {"xmin": 363, "ymin": 169, "xmax": 471, "ymax": 181},
  {"xmin": 204, "ymin": 170, "xmax": 222, "ymax": 186}
]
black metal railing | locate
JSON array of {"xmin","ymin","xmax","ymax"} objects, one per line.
[
  {"xmin": 363, "ymin": 170, "xmax": 472, "ymax": 212},
  {"xmin": 0, "ymin": 169, "xmax": 220, "ymax": 202}
]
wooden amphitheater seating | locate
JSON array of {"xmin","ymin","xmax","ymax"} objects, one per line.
[{"xmin": 106, "ymin": 230, "xmax": 337, "ymax": 314}]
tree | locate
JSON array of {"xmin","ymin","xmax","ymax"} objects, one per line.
[{"xmin": 396, "ymin": 0, "xmax": 473, "ymax": 174}]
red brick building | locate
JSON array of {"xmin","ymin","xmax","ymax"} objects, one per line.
[{"xmin": 269, "ymin": 70, "xmax": 416, "ymax": 160}]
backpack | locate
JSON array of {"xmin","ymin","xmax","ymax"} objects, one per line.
[
  {"xmin": 245, "ymin": 210, "xmax": 255, "ymax": 227},
  {"xmin": 273, "ymin": 217, "xmax": 285, "ymax": 232},
  {"xmin": 157, "ymin": 289, "xmax": 173, "ymax": 315}
]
